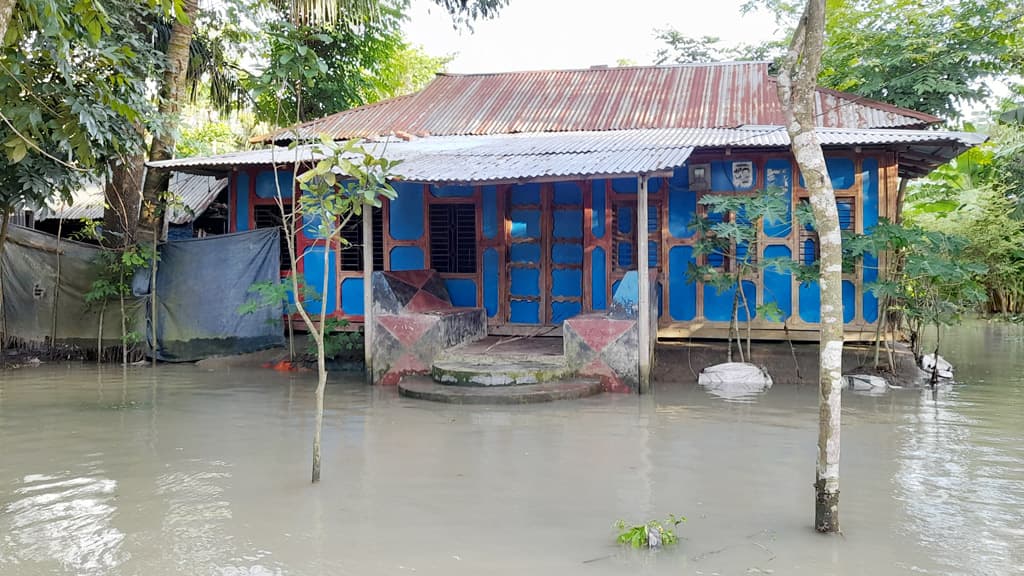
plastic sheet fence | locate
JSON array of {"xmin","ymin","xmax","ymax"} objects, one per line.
[
  {"xmin": 0, "ymin": 225, "xmax": 143, "ymax": 352},
  {"xmin": 151, "ymin": 229, "xmax": 284, "ymax": 361},
  {"xmin": 0, "ymin": 226, "xmax": 283, "ymax": 361}
]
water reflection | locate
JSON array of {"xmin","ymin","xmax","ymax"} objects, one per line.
[{"xmin": 1, "ymin": 465, "xmax": 125, "ymax": 574}]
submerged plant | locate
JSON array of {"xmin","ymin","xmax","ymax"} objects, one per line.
[{"xmin": 614, "ymin": 514, "xmax": 685, "ymax": 549}]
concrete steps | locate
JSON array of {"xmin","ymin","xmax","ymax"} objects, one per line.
[
  {"xmin": 399, "ymin": 376, "xmax": 603, "ymax": 404},
  {"xmin": 430, "ymin": 354, "xmax": 574, "ymax": 386}
]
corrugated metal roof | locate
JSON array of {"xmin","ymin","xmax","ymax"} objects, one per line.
[
  {"xmin": 258, "ymin": 62, "xmax": 941, "ymax": 143},
  {"xmin": 150, "ymin": 126, "xmax": 985, "ymax": 182},
  {"xmin": 38, "ymin": 173, "xmax": 227, "ymax": 225}
]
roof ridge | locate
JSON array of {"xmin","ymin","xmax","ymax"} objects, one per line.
[{"xmin": 436, "ymin": 61, "xmax": 771, "ymax": 77}]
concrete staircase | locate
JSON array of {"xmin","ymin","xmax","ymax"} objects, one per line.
[{"xmin": 397, "ymin": 336, "xmax": 603, "ymax": 404}]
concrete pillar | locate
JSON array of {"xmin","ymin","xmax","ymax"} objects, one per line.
[
  {"xmin": 637, "ymin": 174, "xmax": 651, "ymax": 394},
  {"xmin": 363, "ymin": 204, "xmax": 374, "ymax": 384}
]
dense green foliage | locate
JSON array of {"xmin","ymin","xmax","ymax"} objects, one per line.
[
  {"xmin": 906, "ymin": 123, "xmax": 1024, "ymax": 315},
  {"xmin": 817, "ymin": 0, "xmax": 1024, "ymax": 120},
  {"xmin": 845, "ymin": 221, "xmax": 988, "ymax": 367},
  {"xmin": 0, "ymin": 0, "xmax": 168, "ymax": 212},
  {"xmin": 253, "ymin": 8, "xmax": 451, "ymax": 123}
]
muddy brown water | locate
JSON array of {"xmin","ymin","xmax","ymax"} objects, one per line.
[{"xmin": 1, "ymin": 321, "xmax": 1022, "ymax": 575}]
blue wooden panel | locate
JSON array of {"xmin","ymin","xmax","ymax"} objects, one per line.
[
  {"xmin": 510, "ymin": 242, "xmax": 541, "ymax": 263},
  {"xmin": 234, "ymin": 172, "xmax": 250, "ymax": 231},
  {"xmin": 668, "ymin": 246, "xmax": 696, "ymax": 321},
  {"xmin": 303, "ymin": 246, "xmax": 336, "ymax": 313},
  {"xmin": 828, "ymin": 158, "xmax": 855, "ymax": 190},
  {"xmin": 510, "ymin": 209, "xmax": 540, "ymax": 239},
  {"xmin": 610, "ymin": 176, "xmax": 660, "ymax": 194},
  {"xmin": 592, "ymin": 179, "xmax": 606, "ymax": 238},
  {"xmin": 551, "ymin": 269, "xmax": 582, "ymax": 297},
  {"xmin": 553, "ymin": 209, "xmax": 583, "ymax": 239},
  {"xmin": 341, "ymin": 277, "xmax": 363, "ymax": 315},
  {"xmin": 592, "ymin": 247, "xmax": 607, "ymax": 310},
  {"xmin": 764, "ymin": 159, "xmax": 792, "ymax": 238},
  {"xmin": 551, "ymin": 301, "xmax": 582, "ymax": 324},
  {"xmin": 510, "ymin": 183, "xmax": 541, "ymax": 206},
  {"xmin": 799, "ymin": 280, "xmax": 820, "ymax": 323},
  {"xmin": 510, "ymin": 267, "xmax": 539, "ymax": 297},
  {"xmin": 843, "ymin": 280, "xmax": 856, "ymax": 324},
  {"xmin": 799, "ymin": 158, "xmax": 856, "ymax": 190},
  {"xmin": 553, "ymin": 181, "xmax": 583, "ymax": 205},
  {"xmin": 551, "ymin": 243, "xmax": 583, "ymax": 264},
  {"xmin": 617, "ymin": 242, "xmax": 632, "ymax": 268},
  {"xmin": 483, "ymin": 248, "xmax": 499, "ymax": 318},
  {"xmin": 611, "ymin": 177, "xmax": 636, "ymax": 194},
  {"xmin": 510, "ymin": 300, "xmax": 539, "ymax": 323},
  {"xmin": 389, "ymin": 246, "xmax": 424, "ymax": 271},
  {"xmin": 389, "ymin": 182, "xmax": 423, "ymax": 240},
  {"xmin": 663, "ymin": 182, "xmax": 696, "ymax": 236},
  {"xmin": 762, "ymin": 245, "xmax": 792, "ymax": 321},
  {"xmin": 648, "ymin": 240, "xmax": 659, "ymax": 268},
  {"xmin": 704, "ymin": 281, "xmax": 756, "ymax": 322},
  {"xmin": 862, "ymin": 158, "xmax": 879, "ymax": 231},
  {"xmin": 254, "ymin": 170, "xmax": 293, "ymax": 199},
  {"xmin": 482, "ymin": 185, "xmax": 498, "ymax": 239},
  {"xmin": 863, "ymin": 252, "xmax": 879, "ymax": 323},
  {"xmin": 617, "ymin": 206, "xmax": 633, "ymax": 234},
  {"xmin": 445, "ymin": 278, "xmax": 477, "ymax": 307},
  {"xmin": 430, "ymin": 184, "xmax": 474, "ymax": 198}
]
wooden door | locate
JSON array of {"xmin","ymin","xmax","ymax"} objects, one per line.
[{"xmin": 506, "ymin": 183, "xmax": 584, "ymax": 325}]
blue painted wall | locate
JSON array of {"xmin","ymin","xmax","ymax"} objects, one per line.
[
  {"xmin": 592, "ymin": 247, "xmax": 607, "ymax": 310},
  {"xmin": 763, "ymin": 159, "xmax": 792, "ymax": 238},
  {"xmin": 445, "ymin": 278, "xmax": 478, "ymax": 307},
  {"xmin": 389, "ymin": 182, "xmax": 423, "ymax": 241},
  {"xmin": 234, "ymin": 172, "xmax": 250, "ymax": 231},
  {"xmin": 254, "ymin": 170, "xmax": 293, "ymax": 199},
  {"xmin": 762, "ymin": 245, "xmax": 793, "ymax": 320},
  {"xmin": 704, "ymin": 281, "xmax": 756, "ymax": 322},
  {"xmin": 483, "ymin": 248, "xmax": 499, "ymax": 318},
  {"xmin": 341, "ymin": 278, "xmax": 363, "ymax": 315},
  {"xmin": 668, "ymin": 246, "xmax": 696, "ymax": 321},
  {"xmin": 668, "ymin": 168, "xmax": 697, "ymax": 238},
  {"xmin": 390, "ymin": 246, "xmax": 424, "ymax": 271},
  {"xmin": 303, "ymin": 246, "xmax": 336, "ymax": 313},
  {"xmin": 591, "ymin": 179, "xmax": 606, "ymax": 238},
  {"xmin": 482, "ymin": 185, "xmax": 498, "ymax": 239}
]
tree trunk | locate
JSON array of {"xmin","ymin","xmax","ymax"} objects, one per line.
[
  {"xmin": 139, "ymin": 0, "xmax": 199, "ymax": 244},
  {"xmin": 0, "ymin": 0, "xmax": 15, "ymax": 51},
  {"xmin": 778, "ymin": 0, "xmax": 842, "ymax": 534},
  {"xmin": 311, "ymin": 237, "xmax": 332, "ymax": 483},
  {"xmin": 104, "ymin": 155, "xmax": 145, "ymax": 247},
  {"xmin": 0, "ymin": 210, "xmax": 9, "ymax": 362}
]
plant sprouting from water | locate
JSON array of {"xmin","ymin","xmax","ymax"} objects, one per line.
[{"xmin": 614, "ymin": 514, "xmax": 685, "ymax": 549}]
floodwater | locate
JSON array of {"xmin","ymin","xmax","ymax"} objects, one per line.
[{"xmin": 1, "ymin": 322, "xmax": 1022, "ymax": 576}]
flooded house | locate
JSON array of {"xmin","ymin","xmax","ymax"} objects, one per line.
[{"xmin": 148, "ymin": 62, "xmax": 983, "ymax": 392}]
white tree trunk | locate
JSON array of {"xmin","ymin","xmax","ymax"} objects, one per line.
[
  {"xmin": 777, "ymin": 0, "xmax": 842, "ymax": 533},
  {"xmin": 0, "ymin": 0, "xmax": 15, "ymax": 50}
]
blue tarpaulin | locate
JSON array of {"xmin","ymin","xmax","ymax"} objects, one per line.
[{"xmin": 151, "ymin": 229, "xmax": 284, "ymax": 361}]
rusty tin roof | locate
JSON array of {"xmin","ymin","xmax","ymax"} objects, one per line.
[{"xmin": 259, "ymin": 62, "xmax": 941, "ymax": 143}]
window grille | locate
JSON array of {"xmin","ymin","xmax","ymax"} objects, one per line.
[{"xmin": 429, "ymin": 204, "xmax": 477, "ymax": 273}]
